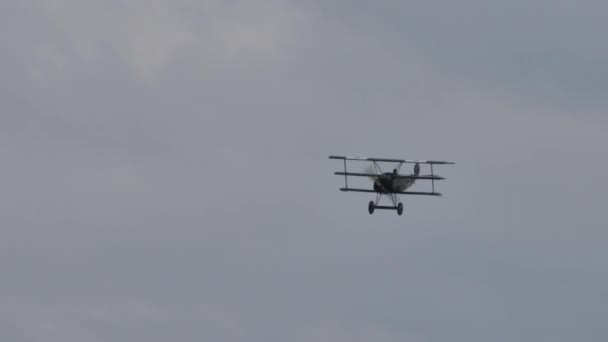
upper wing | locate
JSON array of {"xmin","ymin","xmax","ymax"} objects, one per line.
[
  {"xmin": 339, "ymin": 188, "xmax": 443, "ymax": 196},
  {"xmin": 329, "ymin": 155, "xmax": 455, "ymax": 165},
  {"xmin": 334, "ymin": 172, "xmax": 445, "ymax": 180}
]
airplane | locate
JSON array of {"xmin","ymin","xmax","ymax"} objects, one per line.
[{"xmin": 329, "ymin": 155, "xmax": 454, "ymax": 215}]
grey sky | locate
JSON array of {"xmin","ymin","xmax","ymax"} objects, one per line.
[{"xmin": 2, "ymin": 1, "xmax": 607, "ymax": 341}]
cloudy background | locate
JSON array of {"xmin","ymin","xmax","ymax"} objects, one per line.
[{"xmin": 2, "ymin": 1, "xmax": 607, "ymax": 341}]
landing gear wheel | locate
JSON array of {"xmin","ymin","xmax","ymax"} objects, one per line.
[
  {"xmin": 368, "ymin": 201, "xmax": 375, "ymax": 214},
  {"xmin": 397, "ymin": 202, "xmax": 404, "ymax": 216}
]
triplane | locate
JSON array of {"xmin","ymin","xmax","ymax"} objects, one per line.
[{"xmin": 329, "ymin": 155, "xmax": 454, "ymax": 216}]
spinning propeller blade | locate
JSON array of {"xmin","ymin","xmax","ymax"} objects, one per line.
[{"xmin": 364, "ymin": 165, "xmax": 379, "ymax": 181}]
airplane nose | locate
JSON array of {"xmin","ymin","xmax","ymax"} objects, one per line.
[{"xmin": 373, "ymin": 180, "xmax": 383, "ymax": 192}]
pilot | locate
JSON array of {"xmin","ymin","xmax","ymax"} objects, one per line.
[{"xmin": 392, "ymin": 169, "xmax": 398, "ymax": 177}]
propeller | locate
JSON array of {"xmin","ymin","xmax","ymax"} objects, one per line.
[
  {"xmin": 365, "ymin": 163, "xmax": 420, "ymax": 179},
  {"xmin": 364, "ymin": 164, "xmax": 380, "ymax": 181}
]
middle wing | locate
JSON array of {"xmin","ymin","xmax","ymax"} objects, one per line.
[
  {"xmin": 339, "ymin": 188, "xmax": 443, "ymax": 196},
  {"xmin": 334, "ymin": 172, "xmax": 445, "ymax": 181}
]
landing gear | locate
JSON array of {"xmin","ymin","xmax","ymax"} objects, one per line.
[
  {"xmin": 368, "ymin": 201, "xmax": 375, "ymax": 214},
  {"xmin": 368, "ymin": 196, "xmax": 404, "ymax": 216}
]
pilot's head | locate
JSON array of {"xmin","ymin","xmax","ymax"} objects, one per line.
[{"xmin": 393, "ymin": 169, "xmax": 397, "ymax": 174}]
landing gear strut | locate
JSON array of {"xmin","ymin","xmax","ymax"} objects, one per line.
[{"xmin": 367, "ymin": 193, "xmax": 404, "ymax": 216}]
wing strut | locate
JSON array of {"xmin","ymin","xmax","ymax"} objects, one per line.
[
  {"xmin": 431, "ymin": 164, "xmax": 435, "ymax": 193},
  {"xmin": 343, "ymin": 158, "xmax": 348, "ymax": 189}
]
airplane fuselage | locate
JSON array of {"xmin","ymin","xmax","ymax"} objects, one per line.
[{"xmin": 373, "ymin": 172, "xmax": 415, "ymax": 193}]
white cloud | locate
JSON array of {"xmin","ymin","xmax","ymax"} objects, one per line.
[
  {"xmin": 30, "ymin": 0, "xmax": 301, "ymax": 80},
  {"xmin": 2, "ymin": 1, "xmax": 608, "ymax": 341}
]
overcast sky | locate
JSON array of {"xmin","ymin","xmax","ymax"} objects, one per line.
[{"xmin": 2, "ymin": 1, "xmax": 608, "ymax": 341}]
